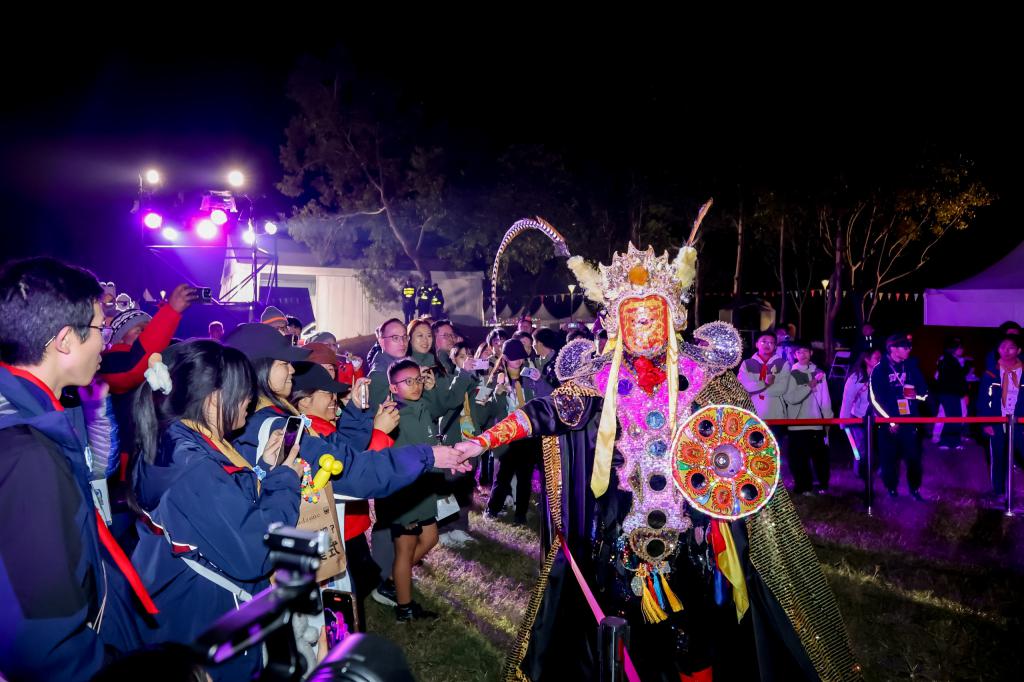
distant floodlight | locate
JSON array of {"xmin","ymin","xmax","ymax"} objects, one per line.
[
  {"xmin": 264, "ymin": 221, "xmax": 278, "ymax": 235},
  {"xmin": 161, "ymin": 226, "xmax": 179, "ymax": 241},
  {"xmin": 243, "ymin": 229, "xmax": 256, "ymax": 245},
  {"xmin": 144, "ymin": 169, "xmax": 161, "ymax": 185},
  {"xmin": 210, "ymin": 209, "xmax": 228, "ymax": 226},
  {"xmin": 143, "ymin": 212, "xmax": 163, "ymax": 229},
  {"xmin": 227, "ymin": 170, "xmax": 245, "ymax": 188},
  {"xmin": 196, "ymin": 219, "xmax": 218, "ymax": 240}
]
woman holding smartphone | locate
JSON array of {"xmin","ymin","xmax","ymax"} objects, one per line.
[
  {"xmin": 225, "ymin": 323, "xmax": 471, "ymax": 500},
  {"xmin": 130, "ymin": 340, "xmax": 303, "ymax": 681}
]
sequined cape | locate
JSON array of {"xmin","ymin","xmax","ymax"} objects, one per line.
[{"xmin": 504, "ymin": 371, "xmax": 862, "ymax": 682}]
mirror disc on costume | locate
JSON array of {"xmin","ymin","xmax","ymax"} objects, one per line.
[{"xmin": 671, "ymin": 405, "xmax": 780, "ymax": 520}]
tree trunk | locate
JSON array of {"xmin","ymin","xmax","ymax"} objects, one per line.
[
  {"xmin": 824, "ymin": 233, "xmax": 843, "ymax": 365},
  {"xmin": 733, "ymin": 212, "xmax": 744, "ymax": 298},
  {"xmin": 383, "ymin": 202, "xmax": 432, "ymax": 283},
  {"xmin": 778, "ymin": 216, "xmax": 786, "ymax": 329}
]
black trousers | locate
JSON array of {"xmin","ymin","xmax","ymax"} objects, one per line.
[
  {"xmin": 788, "ymin": 429, "xmax": 831, "ymax": 492},
  {"xmin": 488, "ymin": 439, "xmax": 539, "ymax": 519},
  {"xmin": 878, "ymin": 424, "xmax": 922, "ymax": 492},
  {"xmin": 989, "ymin": 424, "xmax": 1024, "ymax": 494}
]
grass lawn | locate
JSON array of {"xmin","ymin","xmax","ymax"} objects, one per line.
[{"xmin": 364, "ymin": 439, "xmax": 1024, "ymax": 681}]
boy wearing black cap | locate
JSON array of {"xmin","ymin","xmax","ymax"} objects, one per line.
[{"xmin": 870, "ymin": 333, "xmax": 930, "ymax": 500}]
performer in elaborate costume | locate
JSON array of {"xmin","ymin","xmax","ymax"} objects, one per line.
[{"xmin": 459, "ymin": 203, "xmax": 862, "ymax": 681}]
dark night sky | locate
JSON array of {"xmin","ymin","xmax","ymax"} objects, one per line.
[{"xmin": 1, "ymin": 28, "xmax": 1018, "ymax": 298}]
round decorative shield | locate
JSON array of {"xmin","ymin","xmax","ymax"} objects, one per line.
[{"xmin": 672, "ymin": 405, "xmax": 780, "ymax": 520}]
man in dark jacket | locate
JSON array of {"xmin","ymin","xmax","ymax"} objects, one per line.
[
  {"xmin": 870, "ymin": 333, "xmax": 931, "ymax": 500},
  {"xmin": 0, "ymin": 258, "xmax": 149, "ymax": 681},
  {"xmin": 934, "ymin": 337, "xmax": 968, "ymax": 449}
]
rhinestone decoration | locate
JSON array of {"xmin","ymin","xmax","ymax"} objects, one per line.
[
  {"xmin": 680, "ymin": 321, "xmax": 744, "ymax": 372},
  {"xmin": 645, "ymin": 411, "xmax": 666, "ymax": 430}
]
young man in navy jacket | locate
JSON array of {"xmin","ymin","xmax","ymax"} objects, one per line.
[
  {"xmin": 0, "ymin": 258, "xmax": 149, "ymax": 681},
  {"xmin": 870, "ymin": 333, "xmax": 930, "ymax": 500}
]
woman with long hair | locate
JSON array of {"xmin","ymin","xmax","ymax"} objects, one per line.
[
  {"xmin": 841, "ymin": 348, "xmax": 883, "ymax": 476},
  {"xmin": 130, "ymin": 340, "xmax": 302, "ymax": 681}
]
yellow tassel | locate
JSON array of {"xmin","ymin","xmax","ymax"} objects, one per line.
[
  {"xmin": 641, "ymin": 577, "xmax": 668, "ymax": 623},
  {"xmin": 658, "ymin": 570, "xmax": 683, "ymax": 613},
  {"xmin": 667, "ymin": 326, "xmax": 679, "ymax": 429},
  {"xmin": 591, "ymin": 335, "xmax": 623, "ymax": 497}
]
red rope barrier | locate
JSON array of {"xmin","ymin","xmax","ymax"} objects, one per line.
[{"xmin": 764, "ymin": 416, "xmax": 1023, "ymax": 427}]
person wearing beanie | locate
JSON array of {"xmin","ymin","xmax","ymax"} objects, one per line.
[
  {"xmin": 260, "ymin": 306, "xmax": 288, "ymax": 333},
  {"xmin": 109, "ymin": 309, "xmax": 151, "ymax": 347},
  {"xmin": 225, "ymin": 323, "xmax": 470, "ymax": 500}
]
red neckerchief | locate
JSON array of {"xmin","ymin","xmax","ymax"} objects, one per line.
[
  {"xmin": 95, "ymin": 511, "xmax": 159, "ymax": 614},
  {"xmin": 0, "ymin": 363, "xmax": 64, "ymax": 411}
]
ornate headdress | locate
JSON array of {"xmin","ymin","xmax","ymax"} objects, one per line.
[{"xmin": 564, "ymin": 199, "xmax": 714, "ymax": 496}]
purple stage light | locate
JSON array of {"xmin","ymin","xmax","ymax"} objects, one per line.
[
  {"xmin": 210, "ymin": 209, "xmax": 228, "ymax": 226},
  {"xmin": 242, "ymin": 229, "xmax": 256, "ymax": 245},
  {"xmin": 196, "ymin": 219, "xmax": 218, "ymax": 240},
  {"xmin": 161, "ymin": 226, "xmax": 179, "ymax": 241},
  {"xmin": 143, "ymin": 212, "xmax": 163, "ymax": 229}
]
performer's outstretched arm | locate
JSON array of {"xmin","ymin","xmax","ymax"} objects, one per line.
[{"xmin": 454, "ymin": 393, "xmax": 599, "ymax": 457}]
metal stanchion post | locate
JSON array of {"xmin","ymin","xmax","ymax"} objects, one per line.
[
  {"xmin": 1006, "ymin": 414, "xmax": 1016, "ymax": 518},
  {"xmin": 598, "ymin": 616, "xmax": 629, "ymax": 682},
  {"xmin": 864, "ymin": 412, "xmax": 875, "ymax": 516}
]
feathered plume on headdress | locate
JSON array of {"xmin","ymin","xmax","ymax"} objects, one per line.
[
  {"xmin": 672, "ymin": 198, "xmax": 712, "ymax": 289},
  {"xmin": 567, "ymin": 255, "xmax": 606, "ymax": 304}
]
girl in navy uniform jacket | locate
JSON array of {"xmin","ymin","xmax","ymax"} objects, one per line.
[{"xmin": 130, "ymin": 340, "xmax": 301, "ymax": 681}]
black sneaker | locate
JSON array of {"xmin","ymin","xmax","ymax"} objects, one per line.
[
  {"xmin": 371, "ymin": 579, "xmax": 397, "ymax": 607},
  {"xmin": 910, "ymin": 490, "xmax": 925, "ymax": 502},
  {"xmin": 395, "ymin": 601, "xmax": 439, "ymax": 623}
]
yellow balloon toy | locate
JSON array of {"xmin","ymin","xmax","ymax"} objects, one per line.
[{"xmin": 310, "ymin": 454, "xmax": 344, "ymax": 491}]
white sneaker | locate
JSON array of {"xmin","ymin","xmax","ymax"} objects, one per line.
[
  {"xmin": 449, "ymin": 530, "xmax": 476, "ymax": 544},
  {"xmin": 438, "ymin": 532, "xmax": 465, "ymax": 548}
]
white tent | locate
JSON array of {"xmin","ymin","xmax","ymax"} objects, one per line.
[
  {"xmin": 924, "ymin": 239, "xmax": 1024, "ymax": 327},
  {"xmin": 532, "ymin": 301, "xmax": 559, "ymax": 324},
  {"xmin": 570, "ymin": 300, "xmax": 595, "ymax": 321}
]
